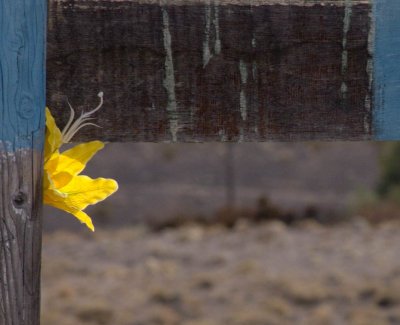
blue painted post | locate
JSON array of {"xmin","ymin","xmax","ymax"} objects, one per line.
[
  {"xmin": 0, "ymin": 0, "xmax": 46, "ymax": 324},
  {"xmin": 373, "ymin": 0, "xmax": 400, "ymax": 140}
]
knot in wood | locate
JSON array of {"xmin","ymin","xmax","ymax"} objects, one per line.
[
  {"xmin": 12, "ymin": 191, "xmax": 27, "ymax": 208},
  {"xmin": 18, "ymin": 92, "xmax": 35, "ymax": 119}
]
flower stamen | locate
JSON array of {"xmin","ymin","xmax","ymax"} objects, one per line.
[{"xmin": 61, "ymin": 92, "xmax": 104, "ymax": 143}]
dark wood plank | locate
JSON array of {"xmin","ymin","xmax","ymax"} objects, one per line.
[{"xmin": 47, "ymin": 0, "xmax": 372, "ymax": 142}]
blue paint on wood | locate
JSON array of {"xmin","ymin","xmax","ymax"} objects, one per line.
[
  {"xmin": 0, "ymin": 0, "xmax": 47, "ymax": 151},
  {"xmin": 373, "ymin": 0, "xmax": 400, "ymax": 140}
]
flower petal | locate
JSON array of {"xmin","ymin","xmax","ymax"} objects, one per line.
[
  {"xmin": 44, "ymin": 153, "xmax": 60, "ymax": 176},
  {"xmin": 71, "ymin": 209, "xmax": 95, "ymax": 232},
  {"xmin": 51, "ymin": 171, "xmax": 74, "ymax": 189},
  {"xmin": 43, "ymin": 170, "xmax": 68, "ymax": 198},
  {"xmin": 44, "ymin": 108, "xmax": 62, "ymax": 162},
  {"xmin": 58, "ymin": 175, "xmax": 118, "ymax": 211},
  {"xmin": 44, "ymin": 194, "xmax": 94, "ymax": 231},
  {"xmin": 55, "ymin": 141, "xmax": 104, "ymax": 176}
]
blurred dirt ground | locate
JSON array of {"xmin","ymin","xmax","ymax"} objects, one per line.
[
  {"xmin": 42, "ymin": 142, "xmax": 396, "ymax": 325},
  {"xmin": 42, "ymin": 220, "xmax": 400, "ymax": 325}
]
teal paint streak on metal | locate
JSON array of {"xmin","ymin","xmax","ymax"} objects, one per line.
[
  {"xmin": 0, "ymin": 0, "xmax": 46, "ymax": 151},
  {"xmin": 373, "ymin": 0, "xmax": 400, "ymax": 140}
]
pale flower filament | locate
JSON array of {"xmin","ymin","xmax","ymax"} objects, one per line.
[{"xmin": 61, "ymin": 91, "xmax": 104, "ymax": 143}]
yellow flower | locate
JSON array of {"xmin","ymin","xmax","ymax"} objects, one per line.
[{"xmin": 43, "ymin": 93, "xmax": 118, "ymax": 231}]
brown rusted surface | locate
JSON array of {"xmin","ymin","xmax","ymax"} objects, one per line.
[{"xmin": 47, "ymin": 0, "xmax": 372, "ymax": 142}]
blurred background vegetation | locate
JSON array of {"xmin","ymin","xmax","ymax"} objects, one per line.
[{"xmin": 352, "ymin": 142, "xmax": 400, "ymax": 224}]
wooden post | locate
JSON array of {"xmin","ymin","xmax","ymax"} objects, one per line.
[
  {"xmin": 0, "ymin": 1, "xmax": 46, "ymax": 324},
  {"xmin": 1, "ymin": 0, "xmax": 400, "ymax": 323}
]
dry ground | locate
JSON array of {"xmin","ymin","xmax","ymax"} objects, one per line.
[{"xmin": 42, "ymin": 220, "xmax": 400, "ymax": 325}]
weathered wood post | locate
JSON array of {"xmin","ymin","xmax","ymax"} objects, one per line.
[
  {"xmin": 0, "ymin": 1, "xmax": 46, "ymax": 324},
  {"xmin": 2, "ymin": 0, "xmax": 400, "ymax": 323}
]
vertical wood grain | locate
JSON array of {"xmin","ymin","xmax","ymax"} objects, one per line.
[
  {"xmin": 0, "ymin": 0, "xmax": 46, "ymax": 324},
  {"xmin": 0, "ymin": 150, "xmax": 43, "ymax": 325},
  {"xmin": 373, "ymin": 0, "xmax": 400, "ymax": 140}
]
